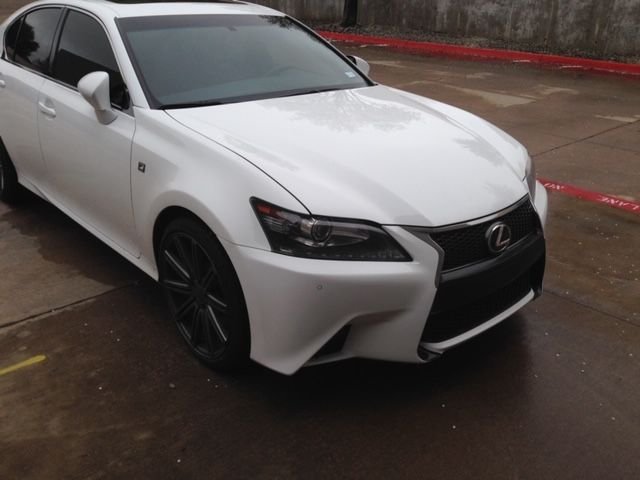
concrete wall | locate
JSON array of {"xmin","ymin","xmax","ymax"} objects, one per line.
[
  {"xmin": 252, "ymin": 0, "xmax": 640, "ymax": 57},
  {"xmin": 255, "ymin": 0, "xmax": 343, "ymax": 23}
]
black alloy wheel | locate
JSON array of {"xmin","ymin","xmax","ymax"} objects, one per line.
[{"xmin": 158, "ymin": 217, "xmax": 250, "ymax": 370}]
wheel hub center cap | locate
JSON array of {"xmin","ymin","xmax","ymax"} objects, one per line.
[{"xmin": 193, "ymin": 285, "xmax": 206, "ymax": 305}]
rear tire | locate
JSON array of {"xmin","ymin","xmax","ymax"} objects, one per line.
[
  {"xmin": 158, "ymin": 217, "xmax": 250, "ymax": 371},
  {"xmin": 0, "ymin": 143, "xmax": 21, "ymax": 204}
]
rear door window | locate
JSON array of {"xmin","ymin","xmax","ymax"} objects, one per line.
[
  {"xmin": 14, "ymin": 8, "xmax": 62, "ymax": 74},
  {"xmin": 52, "ymin": 10, "xmax": 128, "ymax": 109},
  {"xmin": 4, "ymin": 17, "xmax": 23, "ymax": 61}
]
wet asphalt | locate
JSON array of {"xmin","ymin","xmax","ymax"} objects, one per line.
[{"xmin": 1, "ymin": 6, "xmax": 640, "ymax": 478}]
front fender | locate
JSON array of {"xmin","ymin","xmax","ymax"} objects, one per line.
[{"xmin": 131, "ymin": 108, "xmax": 304, "ymax": 278}]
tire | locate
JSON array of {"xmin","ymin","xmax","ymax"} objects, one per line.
[
  {"xmin": 0, "ymin": 142, "xmax": 21, "ymax": 204},
  {"xmin": 158, "ymin": 217, "xmax": 250, "ymax": 371}
]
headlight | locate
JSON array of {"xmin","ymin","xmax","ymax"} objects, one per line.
[
  {"xmin": 525, "ymin": 154, "xmax": 537, "ymax": 201},
  {"xmin": 251, "ymin": 198, "xmax": 411, "ymax": 261}
]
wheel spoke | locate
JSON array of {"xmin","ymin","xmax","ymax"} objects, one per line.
[
  {"xmin": 201, "ymin": 266, "xmax": 216, "ymax": 290},
  {"xmin": 173, "ymin": 236, "xmax": 194, "ymax": 277},
  {"xmin": 163, "ymin": 279, "xmax": 191, "ymax": 294},
  {"xmin": 164, "ymin": 250, "xmax": 190, "ymax": 282},
  {"xmin": 175, "ymin": 296, "xmax": 197, "ymax": 321},
  {"xmin": 190, "ymin": 239, "xmax": 202, "ymax": 283},
  {"xmin": 202, "ymin": 312, "xmax": 219, "ymax": 354},
  {"xmin": 206, "ymin": 293, "xmax": 228, "ymax": 313},
  {"xmin": 206, "ymin": 305, "xmax": 228, "ymax": 343},
  {"xmin": 202, "ymin": 266, "xmax": 228, "ymax": 313}
]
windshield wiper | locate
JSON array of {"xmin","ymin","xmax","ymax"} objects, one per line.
[
  {"xmin": 281, "ymin": 87, "xmax": 345, "ymax": 99},
  {"xmin": 159, "ymin": 99, "xmax": 226, "ymax": 110},
  {"xmin": 159, "ymin": 87, "xmax": 351, "ymax": 109}
]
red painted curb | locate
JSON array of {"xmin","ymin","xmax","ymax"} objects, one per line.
[
  {"xmin": 319, "ymin": 31, "xmax": 640, "ymax": 77},
  {"xmin": 539, "ymin": 178, "xmax": 640, "ymax": 215}
]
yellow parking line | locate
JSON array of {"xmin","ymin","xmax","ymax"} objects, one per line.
[{"xmin": 0, "ymin": 355, "xmax": 47, "ymax": 376}]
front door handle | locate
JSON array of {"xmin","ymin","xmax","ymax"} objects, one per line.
[
  {"xmin": 0, "ymin": 76, "xmax": 6, "ymax": 88},
  {"xmin": 38, "ymin": 101, "xmax": 57, "ymax": 118}
]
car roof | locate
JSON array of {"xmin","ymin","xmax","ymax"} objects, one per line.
[{"xmin": 17, "ymin": 0, "xmax": 282, "ymax": 19}]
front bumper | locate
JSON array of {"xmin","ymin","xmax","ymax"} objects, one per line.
[{"xmin": 223, "ymin": 183, "xmax": 548, "ymax": 375}]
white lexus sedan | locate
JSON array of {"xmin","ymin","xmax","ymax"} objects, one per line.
[{"xmin": 0, "ymin": 0, "xmax": 548, "ymax": 374}]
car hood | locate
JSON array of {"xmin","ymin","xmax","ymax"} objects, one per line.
[{"xmin": 167, "ymin": 85, "xmax": 530, "ymax": 227}]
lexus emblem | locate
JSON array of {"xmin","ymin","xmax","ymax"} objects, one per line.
[{"xmin": 486, "ymin": 222, "xmax": 512, "ymax": 254}]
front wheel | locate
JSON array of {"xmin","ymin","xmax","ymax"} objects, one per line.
[
  {"xmin": 0, "ymin": 143, "xmax": 21, "ymax": 204},
  {"xmin": 158, "ymin": 217, "xmax": 250, "ymax": 371}
]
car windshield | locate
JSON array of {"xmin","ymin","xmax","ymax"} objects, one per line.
[{"xmin": 117, "ymin": 15, "xmax": 370, "ymax": 109}]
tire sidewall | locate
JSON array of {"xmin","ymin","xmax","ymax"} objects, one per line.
[
  {"xmin": 0, "ymin": 144, "xmax": 20, "ymax": 203},
  {"xmin": 0, "ymin": 149, "xmax": 8, "ymax": 197}
]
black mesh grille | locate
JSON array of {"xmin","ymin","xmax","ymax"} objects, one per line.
[
  {"xmin": 422, "ymin": 272, "xmax": 532, "ymax": 343},
  {"xmin": 429, "ymin": 200, "xmax": 538, "ymax": 272}
]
